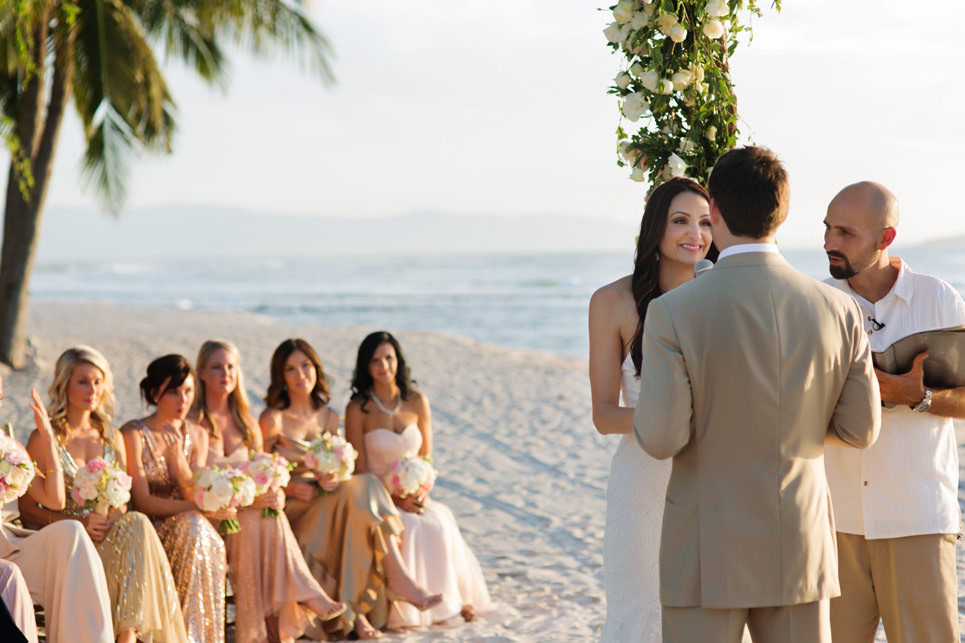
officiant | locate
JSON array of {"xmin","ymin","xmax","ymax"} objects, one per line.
[{"xmin": 822, "ymin": 181, "xmax": 965, "ymax": 643}]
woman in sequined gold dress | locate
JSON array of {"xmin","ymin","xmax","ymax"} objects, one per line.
[
  {"xmin": 260, "ymin": 338, "xmax": 443, "ymax": 640},
  {"xmin": 193, "ymin": 340, "xmax": 346, "ymax": 643},
  {"xmin": 19, "ymin": 347, "xmax": 185, "ymax": 643},
  {"xmin": 121, "ymin": 354, "xmax": 230, "ymax": 643}
]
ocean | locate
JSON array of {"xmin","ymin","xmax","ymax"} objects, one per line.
[{"xmin": 30, "ymin": 247, "xmax": 965, "ymax": 359}]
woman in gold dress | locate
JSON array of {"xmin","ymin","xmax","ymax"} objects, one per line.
[
  {"xmin": 193, "ymin": 340, "xmax": 346, "ymax": 643},
  {"xmin": 19, "ymin": 346, "xmax": 185, "ymax": 643},
  {"xmin": 121, "ymin": 354, "xmax": 229, "ymax": 643},
  {"xmin": 260, "ymin": 338, "xmax": 443, "ymax": 639}
]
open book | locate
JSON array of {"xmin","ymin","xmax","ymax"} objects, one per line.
[{"xmin": 872, "ymin": 325, "xmax": 965, "ymax": 388}]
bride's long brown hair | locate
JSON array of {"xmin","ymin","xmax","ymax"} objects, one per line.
[{"xmin": 629, "ymin": 177, "xmax": 716, "ymax": 376}]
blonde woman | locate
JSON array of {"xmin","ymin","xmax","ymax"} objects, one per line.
[
  {"xmin": 193, "ymin": 339, "xmax": 346, "ymax": 643},
  {"xmin": 20, "ymin": 347, "xmax": 185, "ymax": 643}
]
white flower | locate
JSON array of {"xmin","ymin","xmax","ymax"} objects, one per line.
[
  {"xmin": 629, "ymin": 62, "xmax": 645, "ymax": 77},
  {"xmin": 690, "ymin": 64, "xmax": 705, "ymax": 84},
  {"xmin": 678, "ymin": 138, "xmax": 696, "ymax": 155},
  {"xmin": 603, "ymin": 22, "xmax": 628, "ymax": 44},
  {"xmin": 210, "ymin": 478, "xmax": 233, "ymax": 506},
  {"xmin": 630, "ymin": 167, "xmax": 647, "ymax": 182},
  {"xmin": 622, "ymin": 92, "xmax": 649, "ymax": 121},
  {"xmin": 671, "ymin": 70, "xmax": 692, "ymax": 91},
  {"xmin": 639, "ymin": 70, "xmax": 660, "ymax": 92},
  {"xmin": 705, "ymin": 0, "xmax": 729, "ymax": 18},
  {"xmin": 619, "ymin": 141, "xmax": 635, "ymax": 161},
  {"xmin": 656, "ymin": 12, "xmax": 678, "ymax": 35},
  {"xmin": 630, "ymin": 12, "xmax": 649, "ymax": 30},
  {"xmin": 706, "ymin": 125, "xmax": 718, "ymax": 140},
  {"xmin": 703, "ymin": 19, "xmax": 725, "ymax": 40},
  {"xmin": 657, "ymin": 78, "xmax": 674, "ymax": 94},
  {"xmin": 614, "ymin": 71, "xmax": 632, "ymax": 90},
  {"xmin": 668, "ymin": 23, "xmax": 687, "ymax": 43},
  {"xmin": 613, "ymin": 0, "xmax": 634, "ymax": 24},
  {"xmin": 667, "ymin": 153, "xmax": 688, "ymax": 177}
]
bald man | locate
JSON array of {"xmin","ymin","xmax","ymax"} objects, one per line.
[{"xmin": 823, "ymin": 181, "xmax": 965, "ymax": 643}]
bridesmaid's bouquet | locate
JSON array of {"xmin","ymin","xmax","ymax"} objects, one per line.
[
  {"xmin": 383, "ymin": 453, "xmax": 437, "ymax": 499},
  {"xmin": 304, "ymin": 433, "xmax": 358, "ymax": 484},
  {"xmin": 241, "ymin": 452, "xmax": 294, "ymax": 518},
  {"xmin": 0, "ymin": 436, "xmax": 35, "ymax": 504},
  {"xmin": 71, "ymin": 457, "xmax": 132, "ymax": 515},
  {"xmin": 195, "ymin": 465, "xmax": 256, "ymax": 534}
]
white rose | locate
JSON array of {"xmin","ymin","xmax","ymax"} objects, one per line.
[
  {"xmin": 614, "ymin": 71, "xmax": 632, "ymax": 90},
  {"xmin": 613, "ymin": 0, "xmax": 634, "ymax": 24},
  {"xmin": 629, "ymin": 62, "xmax": 645, "ymax": 77},
  {"xmin": 656, "ymin": 12, "xmax": 678, "ymax": 35},
  {"xmin": 639, "ymin": 69, "xmax": 660, "ymax": 92},
  {"xmin": 630, "ymin": 12, "xmax": 649, "ymax": 29},
  {"xmin": 703, "ymin": 19, "xmax": 725, "ymax": 40},
  {"xmin": 667, "ymin": 153, "xmax": 688, "ymax": 177},
  {"xmin": 630, "ymin": 167, "xmax": 647, "ymax": 182},
  {"xmin": 671, "ymin": 70, "xmax": 692, "ymax": 91},
  {"xmin": 658, "ymin": 78, "xmax": 674, "ymax": 94},
  {"xmin": 705, "ymin": 0, "xmax": 729, "ymax": 18},
  {"xmin": 622, "ymin": 93, "xmax": 649, "ymax": 121},
  {"xmin": 706, "ymin": 125, "xmax": 718, "ymax": 140},
  {"xmin": 236, "ymin": 477, "xmax": 256, "ymax": 507},
  {"xmin": 210, "ymin": 478, "xmax": 233, "ymax": 507},
  {"xmin": 603, "ymin": 22, "xmax": 628, "ymax": 44},
  {"xmin": 690, "ymin": 64, "xmax": 705, "ymax": 84},
  {"xmin": 668, "ymin": 23, "xmax": 687, "ymax": 43}
]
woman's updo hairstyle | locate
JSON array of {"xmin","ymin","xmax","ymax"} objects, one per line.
[{"xmin": 139, "ymin": 354, "xmax": 194, "ymax": 406}]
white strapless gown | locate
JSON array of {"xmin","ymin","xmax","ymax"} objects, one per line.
[{"xmin": 600, "ymin": 354, "xmax": 671, "ymax": 642}]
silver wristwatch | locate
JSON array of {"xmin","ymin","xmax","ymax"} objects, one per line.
[{"xmin": 912, "ymin": 388, "xmax": 933, "ymax": 413}]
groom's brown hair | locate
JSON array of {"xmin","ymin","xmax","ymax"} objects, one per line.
[{"xmin": 708, "ymin": 146, "xmax": 789, "ymax": 238}]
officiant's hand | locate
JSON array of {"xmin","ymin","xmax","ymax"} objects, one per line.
[{"xmin": 874, "ymin": 352, "xmax": 928, "ymax": 406}]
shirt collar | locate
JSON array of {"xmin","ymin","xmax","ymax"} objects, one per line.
[
  {"xmin": 846, "ymin": 257, "xmax": 914, "ymax": 306},
  {"xmin": 717, "ymin": 243, "xmax": 780, "ymax": 261}
]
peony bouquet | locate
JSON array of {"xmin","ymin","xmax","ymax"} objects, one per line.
[
  {"xmin": 383, "ymin": 453, "xmax": 437, "ymax": 499},
  {"xmin": 303, "ymin": 433, "xmax": 357, "ymax": 487},
  {"xmin": 194, "ymin": 465, "xmax": 256, "ymax": 534},
  {"xmin": 241, "ymin": 452, "xmax": 294, "ymax": 518},
  {"xmin": 0, "ymin": 436, "xmax": 35, "ymax": 505},
  {"xmin": 71, "ymin": 457, "xmax": 132, "ymax": 515}
]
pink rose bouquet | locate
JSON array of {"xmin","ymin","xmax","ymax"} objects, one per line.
[
  {"xmin": 71, "ymin": 457, "xmax": 132, "ymax": 515},
  {"xmin": 194, "ymin": 465, "xmax": 256, "ymax": 534},
  {"xmin": 304, "ymin": 433, "xmax": 357, "ymax": 488},
  {"xmin": 241, "ymin": 452, "xmax": 294, "ymax": 518},
  {"xmin": 383, "ymin": 453, "xmax": 437, "ymax": 499},
  {"xmin": 0, "ymin": 436, "xmax": 35, "ymax": 505}
]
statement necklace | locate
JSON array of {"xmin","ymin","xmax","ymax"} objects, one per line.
[{"xmin": 370, "ymin": 393, "xmax": 401, "ymax": 415}]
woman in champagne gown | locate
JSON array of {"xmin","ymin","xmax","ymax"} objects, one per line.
[
  {"xmin": 193, "ymin": 340, "xmax": 346, "ymax": 643},
  {"xmin": 122, "ymin": 354, "xmax": 228, "ymax": 643},
  {"xmin": 261, "ymin": 338, "xmax": 442, "ymax": 639},
  {"xmin": 588, "ymin": 178, "xmax": 716, "ymax": 641},
  {"xmin": 346, "ymin": 331, "xmax": 493, "ymax": 628},
  {"xmin": 19, "ymin": 347, "xmax": 185, "ymax": 643}
]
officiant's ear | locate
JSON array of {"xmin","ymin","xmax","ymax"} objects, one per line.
[{"xmin": 877, "ymin": 227, "xmax": 897, "ymax": 250}]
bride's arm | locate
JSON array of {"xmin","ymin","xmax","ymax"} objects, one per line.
[{"xmin": 589, "ymin": 286, "xmax": 635, "ymax": 435}]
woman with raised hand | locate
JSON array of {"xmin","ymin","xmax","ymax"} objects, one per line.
[
  {"xmin": 1, "ymin": 375, "xmax": 113, "ymax": 642},
  {"xmin": 346, "ymin": 331, "xmax": 492, "ymax": 627},
  {"xmin": 120, "ymin": 354, "xmax": 227, "ymax": 643},
  {"xmin": 261, "ymin": 338, "xmax": 442, "ymax": 639},
  {"xmin": 193, "ymin": 339, "xmax": 346, "ymax": 643},
  {"xmin": 19, "ymin": 346, "xmax": 185, "ymax": 643}
]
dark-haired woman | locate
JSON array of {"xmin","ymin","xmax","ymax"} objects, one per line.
[
  {"xmin": 261, "ymin": 338, "xmax": 443, "ymax": 639},
  {"xmin": 346, "ymin": 331, "xmax": 492, "ymax": 628},
  {"xmin": 589, "ymin": 178, "xmax": 716, "ymax": 642},
  {"xmin": 120, "ymin": 354, "xmax": 229, "ymax": 643},
  {"xmin": 192, "ymin": 340, "xmax": 346, "ymax": 643}
]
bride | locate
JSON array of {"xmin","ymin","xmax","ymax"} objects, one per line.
[{"xmin": 589, "ymin": 177, "xmax": 715, "ymax": 641}]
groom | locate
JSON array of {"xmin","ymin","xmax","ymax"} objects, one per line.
[{"xmin": 634, "ymin": 146, "xmax": 882, "ymax": 642}]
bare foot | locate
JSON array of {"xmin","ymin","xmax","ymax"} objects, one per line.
[
  {"xmin": 307, "ymin": 594, "xmax": 347, "ymax": 622},
  {"xmin": 354, "ymin": 613, "xmax": 383, "ymax": 639},
  {"xmin": 461, "ymin": 604, "xmax": 476, "ymax": 622},
  {"xmin": 386, "ymin": 573, "xmax": 443, "ymax": 611}
]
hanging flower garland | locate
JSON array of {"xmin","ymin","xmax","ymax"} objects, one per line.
[{"xmin": 604, "ymin": 0, "xmax": 780, "ymax": 186}]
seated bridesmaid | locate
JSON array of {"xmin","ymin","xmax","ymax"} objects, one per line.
[
  {"xmin": 120, "ymin": 355, "xmax": 228, "ymax": 643},
  {"xmin": 192, "ymin": 339, "xmax": 346, "ymax": 643},
  {"xmin": 3, "ymin": 377, "xmax": 114, "ymax": 642},
  {"xmin": 260, "ymin": 338, "xmax": 443, "ymax": 639},
  {"xmin": 19, "ymin": 347, "xmax": 185, "ymax": 643},
  {"xmin": 346, "ymin": 331, "xmax": 493, "ymax": 627}
]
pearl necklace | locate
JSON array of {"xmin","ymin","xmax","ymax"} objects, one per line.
[{"xmin": 370, "ymin": 393, "xmax": 401, "ymax": 415}]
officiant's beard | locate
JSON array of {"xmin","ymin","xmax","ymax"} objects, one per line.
[{"xmin": 827, "ymin": 251, "xmax": 857, "ymax": 279}]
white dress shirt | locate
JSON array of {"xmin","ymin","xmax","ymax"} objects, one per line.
[
  {"xmin": 716, "ymin": 242, "xmax": 780, "ymax": 260},
  {"xmin": 824, "ymin": 260, "xmax": 965, "ymax": 538}
]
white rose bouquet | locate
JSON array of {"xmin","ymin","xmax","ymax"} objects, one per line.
[
  {"xmin": 383, "ymin": 453, "xmax": 437, "ymax": 499},
  {"xmin": 194, "ymin": 465, "xmax": 256, "ymax": 534},
  {"xmin": 240, "ymin": 452, "xmax": 294, "ymax": 518},
  {"xmin": 0, "ymin": 436, "xmax": 35, "ymax": 505},
  {"xmin": 71, "ymin": 457, "xmax": 132, "ymax": 515},
  {"xmin": 303, "ymin": 433, "xmax": 358, "ymax": 487}
]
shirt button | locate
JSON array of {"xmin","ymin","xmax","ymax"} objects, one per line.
[
  {"xmin": 863, "ymin": 481, "xmax": 869, "ymax": 486},
  {"xmin": 867, "ymin": 329, "xmax": 873, "ymax": 335}
]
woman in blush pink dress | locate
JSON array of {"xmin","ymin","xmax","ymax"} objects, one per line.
[
  {"xmin": 346, "ymin": 331, "xmax": 493, "ymax": 628},
  {"xmin": 193, "ymin": 339, "xmax": 346, "ymax": 643}
]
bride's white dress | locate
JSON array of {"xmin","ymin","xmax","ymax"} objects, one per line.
[{"xmin": 600, "ymin": 353, "xmax": 671, "ymax": 642}]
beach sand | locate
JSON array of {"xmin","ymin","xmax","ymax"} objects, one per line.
[{"xmin": 1, "ymin": 302, "xmax": 961, "ymax": 642}]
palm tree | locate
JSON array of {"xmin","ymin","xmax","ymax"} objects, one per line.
[{"xmin": 0, "ymin": 0, "xmax": 332, "ymax": 367}]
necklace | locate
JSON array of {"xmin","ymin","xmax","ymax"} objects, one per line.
[{"xmin": 370, "ymin": 393, "xmax": 401, "ymax": 415}]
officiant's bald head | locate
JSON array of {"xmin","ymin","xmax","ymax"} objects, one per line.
[
  {"xmin": 829, "ymin": 181, "xmax": 899, "ymax": 230},
  {"xmin": 824, "ymin": 181, "xmax": 899, "ymax": 280}
]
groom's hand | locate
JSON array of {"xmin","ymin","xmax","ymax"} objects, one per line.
[{"xmin": 874, "ymin": 352, "xmax": 928, "ymax": 406}]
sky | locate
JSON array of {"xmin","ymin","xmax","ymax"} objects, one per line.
[{"xmin": 32, "ymin": 0, "xmax": 965, "ymax": 249}]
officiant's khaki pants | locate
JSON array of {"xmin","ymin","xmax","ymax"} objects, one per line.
[
  {"xmin": 662, "ymin": 599, "xmax": 830, "ymax": 643},
  {"xmin": 831, "ymin": 532, "xmax": 958, "ymax": 643}
]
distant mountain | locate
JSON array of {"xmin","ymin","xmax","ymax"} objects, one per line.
[
  {"xmin": 924, "ymin": 234, "xmax": 965, "ymax": 247},
  {"xmin": 36, "ymin": 205, "xmax": 636, "ymax": 260}
]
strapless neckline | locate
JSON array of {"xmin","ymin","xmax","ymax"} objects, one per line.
[{"xmin": 368, "ymin": 424, "xmax": 419, "ymax": 437}]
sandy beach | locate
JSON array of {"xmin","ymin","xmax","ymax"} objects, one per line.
[{"xmin": 2, "ymin": 302, "xmax": 962, "ymax": 642}]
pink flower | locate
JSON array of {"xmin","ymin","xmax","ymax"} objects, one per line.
[
  {"xmin": 0, "ymin": 480, "xmax": 9, "ymax": 493},
  {"xmin": 86, "ymin": 459, "xmax": 108, "ymax": 473},
  {"xmin": 252, "ymin": 470, "xmax": 272, "ymax": 489},
  {"xmin": 5, "ymin": 450, "xmax": 26, "ymax": 466},
  {"xmin": 304, "ymin": 454, "xmax": 317, "ymax": 469},
  {"xmin": 71, "ymin": 487, "xmax": 85, "ymax": 505},
  {"xmin": 115, "ymin": 472, "xmax": 133, "ymax": 490}
]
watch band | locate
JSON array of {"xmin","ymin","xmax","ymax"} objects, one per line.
[{"xmin": 912, "ymin": 388, "xmax": 933, "ymax": 413}]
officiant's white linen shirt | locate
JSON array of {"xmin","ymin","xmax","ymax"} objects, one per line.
[{"xmin": 824, "ymin": 260, "xmax": 965, "ymax": 539}]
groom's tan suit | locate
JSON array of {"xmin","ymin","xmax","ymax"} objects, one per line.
[{"xmin": 634, "ymin": 251, "xmax": 881, "ymax": 642}]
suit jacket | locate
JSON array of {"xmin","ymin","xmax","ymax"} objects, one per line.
[{"xmin": 634, "ymin": 251, "xmax": 880, "ymax": 609}]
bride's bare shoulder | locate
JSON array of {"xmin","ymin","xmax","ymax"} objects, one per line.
[{"xmin": 590, "ymin": 275, "xmax": 634, "ymax": 313}]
